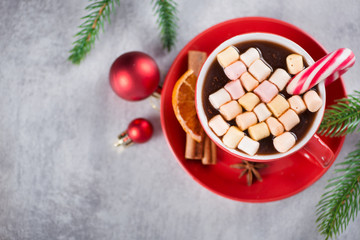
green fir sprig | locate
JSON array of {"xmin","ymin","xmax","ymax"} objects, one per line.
[
  {"xmin": 153, "ymin": 0, "xmax": 178, "ymax": 51},
  {"xmin": 68, "ymin": 0, "xmax": 120, "ymax": 64},
  {"xmin": 318, "ymin": 91, "xmax": 360, "ymax": 137},
  {"xmin": 316, "ymin": 141, "xmax": 360, "ymax": 240},
  {"xmin": 69, "ymin": 0, "xmax": 178, "ymax": 64},
  {"xmin": 316, "ymin": 90, "xmax": 360, "ymax": 239}
]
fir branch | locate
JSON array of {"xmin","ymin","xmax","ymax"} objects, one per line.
[
  {"xmin": 153, "ymin": 0, "xmax": 178, "ymax": 51},
  {"xmin": 316, "ymin": 141, "xmax": 360, "ymax": 239},
  {"xmin": 68, "ymin": 0, "xmax": 120, "ymax": 64},
  {"xmin": 318, "ymin": 91, "xmax": 360, "ymax": 137}
]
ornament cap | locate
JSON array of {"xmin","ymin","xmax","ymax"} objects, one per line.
[{"xmin": 114, "ymin": 131, "xmax": 133, "ymax": 148}]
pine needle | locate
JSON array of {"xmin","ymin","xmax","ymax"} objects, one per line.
[
  {"xmin": 152, "ymin": 0, "xmax": 178, "ymax": 51},
  {"xmin": 318, "ymin": 91, "xmax": 360, "ymax": 137},
  {"xmin": 316, "ymin": 140, "xmax": 360, "ymax": 239},
  {"xmin": 68, "ymin": 0, "xmax": 120, "ymax": 64}
]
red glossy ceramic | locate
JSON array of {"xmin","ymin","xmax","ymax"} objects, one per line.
[{"xmin": 160, "ymin": 17, "xmax": 346, "ymax": 202}]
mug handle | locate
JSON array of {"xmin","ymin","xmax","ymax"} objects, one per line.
[{"xmin": 297, "ymin": 134, "xmax": 334, "ymax": 168}]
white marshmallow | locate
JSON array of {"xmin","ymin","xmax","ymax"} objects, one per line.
[
  {"xmin": 303, "ymin": 90, "xmax": 323, "ymax": 112},
  {"xmin": 269, "ymin": 68, "xmax": 291, "ymax": 91},
  {"xmin": 217, "ymin": 46, "xmax": 240, "ymax": 68},
  {"xmin": 224, "ymin": 79, "xmax": 245, "ymax": 99},
  {"xmin": 278, "ymin": 109, "xmax": 300, "ymax": 131},
  {"xmin": 253, "ymin": 103, "xmax": 272, "ymax": 122},
  {"xmin": 273, "ymin": 132, "xmax": 296, "ymax": 153},
  {"xmin": 219, "ymin": 101, "xmax": 242, "ymax": 121},
  {"xmin": 265, "ymin": 117, "xmax": 285, "ymax": 136},
  {"xmin": 236, "ymin": 112, "xmax": 258, "ymax": 131},
  {"xmin": 286, "ymin": 54, "xmax": 304, "ymax": 75},
  {"xmin": 208, "ymin": 115, "xmax": 229, "ymax": 137},
  {"xmin": 288, "ymin": 95, "xmax": 307, "ymax": 114},
  {"xmin": 222, "ymin": 126, "xmax": 244, "ymax": 149},
  {"xmin": 248, "ymin": 122, "xmax": 270, "ymax": 141},
  {"xmin": 209, "ymin": 88, "xmax": 231, "ymax": 109},
  {"xmin": 240, "ymin": 48, "xmax": 261, "ymax": 67},
  {"xmin": 237, "ymin": 136, "xmax": 260, "ymax": 156},
  {"xmin": 248, "ymin": 59, "xmax": 272, "ymax": 82},
  {"xmin": 240, "ymin": 72, "xmax": 259, "ymax": 91}
]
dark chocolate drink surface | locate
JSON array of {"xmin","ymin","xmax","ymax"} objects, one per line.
[{"xmin": 202, "ymin": 40, "xmax": 318, "ymax": 155}]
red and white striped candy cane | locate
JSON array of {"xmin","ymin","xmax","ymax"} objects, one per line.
[{"xmin": 286, "ymin": 48, "xmax": 355, "ymax": 95}]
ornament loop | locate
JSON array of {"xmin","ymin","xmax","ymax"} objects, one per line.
[
  {"xmin": 149, "ymin": 97, "xmax": 160, "ymax": 111},
  {"xmin": 151, "ymin": 86, "xmax": 162, "ymax": 99},
  {"xmin": 149, "ymin": 86, "xmax": 162, "ymax": 111}
]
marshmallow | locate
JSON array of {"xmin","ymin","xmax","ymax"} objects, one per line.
[
  {"xmin": 222, "ymin": 126, "xmax": 244, "ymax": 149},
  {"xmin": 240, "ymin": 72, "xmax": 259, "ymax": 91},
  {"xmin": 265, "ymin": 117, "xmax": 285, "ymax": 136},
  {"xmin": 224, "ymin": 79, "xmax": 245, "ymax": 99},
  {"xmin": 209, "ymin": 88, "xmax": 231, "ymax": 109},
  {"xmin": 286, "ymin": 54, "xmax": 304, "ymax": 75},
  {"xmin": 208, "ymin": 115, "xmax": 230, "ymax": 136},
  {"xmin": 236, "ymin": 112, "xmax": 258, "ymax": 131},
  {"xmin": 267, "ymin": 95, "xmax": 290, "ymax": 118},
  {"xmin": 253, "ymin": 103, "xmax": 272, "ymax": 122},
  {"xmin": 269, "ymin": 68, "xmax": 291, "ymax": 91},
  {"xmin": 278, "ymin": 109, "xmax": 300, "ymax": 131},
  {"xmin": 224, "ymin": 61, "xmax": 247, "ymax": 80},
  {"xmin": 288, "ymin": 95, "xmax": 307, "ymax": 114},
  {"xmin": 237, "ymin": 136, "xmax": 259, "ymax": 156},
  {"xmin": 303, "ymin": 90, "xmax": 323, "ymax": 112},
  {"xmin": 217, "ymin": 46, "xmax": 240, "ymax": 68},
  {"xmin": 248, "ymin": 122, "xmax": 271, "ymax": 141},
  {"xmin": 253, "ymin": 80, "xmax": 279, "ymax": 103},
  {"xmin": 273, "ymin": 132, "xmax": 296, "ymax": 153},
  {"xmin": 248, "ymin": 59, "xmax": 272, "ymax": 82},
  {"xmin": 219, "ymin": 101, "xmax": 242, "ymax": 121},
  {"xmin": 238, "ymin": 92, "xmax": 260, "ymax": 111},
  {"xmin": 240, "ymin": 47, "xmax": 261, "ymax": 67}
]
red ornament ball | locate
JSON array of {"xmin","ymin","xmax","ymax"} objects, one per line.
[
  {"xmin": 109, "ymin": 51, "xmax": 160, "ymax": 101},
  {"xmin": 127, "ymin": 118, "xmax": 153, "ymax": 143}
]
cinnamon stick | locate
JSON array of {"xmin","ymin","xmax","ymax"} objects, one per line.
[
  {"xmin": 184, "ymin": 51, "xmax": 208, "ymax": 160},
  {"xmin": 210, "ymin": 140, "xmax": 217, "ymax": 164},
  {"xmin": 185, "ymin": 50, "xmax": 217, "ymax": 164},
  {"xmin": 202, "ymin": 135, "xmax": 217, "ymax": 165},
  {"xmin": 185, "ymin": 132, "xmax": 203, "ymax": 160},
  {"xmin": 201, "ymin": 135, "xmax": 211, "ymax": 165},
  {"xmin": 188, "ymin": 51, "xmax": 208, "ymax": 77}
]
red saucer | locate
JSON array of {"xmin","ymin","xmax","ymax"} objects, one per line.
[{"xmin": 160, "ymin": 17, "xmax": 346, "ymax": 202}]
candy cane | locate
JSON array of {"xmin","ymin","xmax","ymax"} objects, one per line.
[{"xmin": 286, "ymin": 48, "xmax": 355, "ymax": 95}]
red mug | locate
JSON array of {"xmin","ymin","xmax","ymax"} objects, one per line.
[{"xmin": 195, "ymin": 33, "xmax": 333, "ymax": 167}]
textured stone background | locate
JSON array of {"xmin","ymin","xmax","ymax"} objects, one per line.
[{"xmin": 0, "ymin": 0, "xmax": 359, "ymax": 239}]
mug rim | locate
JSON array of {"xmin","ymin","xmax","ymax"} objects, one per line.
[{"xmin": 195, "ymin": 33, "xmax": 326, "ymax": 161}]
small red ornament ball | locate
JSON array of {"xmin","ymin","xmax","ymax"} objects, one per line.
[
  {"xmin": 109, "ymin": 51, "xmax": 160, "ymax": 101},
  {"xmin": 127, "ymin": 118, "xmax": 153, "ymax": 143}
]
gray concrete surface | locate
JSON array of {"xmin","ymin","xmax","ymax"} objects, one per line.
[{"xmin": 0, "ymin": 0, "xmax": 359, "ymax": 239}]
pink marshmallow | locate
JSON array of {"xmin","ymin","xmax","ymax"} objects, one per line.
[
  {"xmin": 253, "ymin": 80, "xmax": 279, "ymax": 103},
  {"xmin": 224, "ymin": 79, "xmax": 245, "ymax": 99},
  {"xmin": 224, "ymin": 61, "xmax": 246, "ymax": 80}
]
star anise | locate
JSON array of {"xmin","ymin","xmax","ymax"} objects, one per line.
[{"xmin": 230, "ymin": 160, "xmax": 267, "ymax": 186}]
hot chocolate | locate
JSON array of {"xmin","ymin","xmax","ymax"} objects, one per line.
[{"xmin": 202, "ymin": 40, "xmax": 320, "ymax": 155}]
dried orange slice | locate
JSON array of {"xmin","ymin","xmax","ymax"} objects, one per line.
[{"xmin": 172, "ymin": 69, "xmax": 203, "ymax": 142}]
